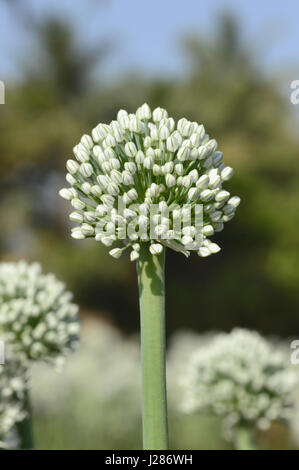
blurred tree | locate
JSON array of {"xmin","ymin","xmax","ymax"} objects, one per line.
[{"xmin": 0, "ymin": 10, "xmax": 299, "ymax": 336}]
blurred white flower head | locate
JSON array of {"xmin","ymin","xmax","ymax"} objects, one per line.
[
  {"xmin": 0, "ymin": 358, "xmax": 27, "ymax": 449},
  {"xmin": 0, "ymin": 260, "xmax": 80, "ymax": 363},
  {"xmin": 59, "ymin": 104, "xmax": 240, "ymax": 260},
  {"xmin": 181, "ymin": 328, "xmax": 298, "ymax": 440}
]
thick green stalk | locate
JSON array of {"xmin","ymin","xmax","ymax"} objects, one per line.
[
  {"xmin": 16, "ymin": 388, "xmax": 34, "ymax": 449},
  {"xmin": 234, "ymin": 426, "xmax": 255, "ymax": 450},
  {"xmin": 137, "ymin": 244, "xmax": 168, "ymax": 450}
]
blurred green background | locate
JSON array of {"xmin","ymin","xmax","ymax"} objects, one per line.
[{"xmin": 1, "ymin": 0, "xmax": 299, "ymax": 449}]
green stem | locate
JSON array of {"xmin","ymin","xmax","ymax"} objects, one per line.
[
  {"xmin": 234, "ymin": 426, "xmax": 255, "ymax": 450},
  {"xmin": 16, "ymin": 388, "xmax": 34, "ymax": 449},
  {"xmin": 137, "ymin": 243, "xmax": 168, "ymax": 450}
]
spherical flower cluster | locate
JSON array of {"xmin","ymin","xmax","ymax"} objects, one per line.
[
  {"xmin": 0, "ymin": 261, "xmax": 80, "ymax": 363},
  {"xmin": 59, "ymin": 104, "xmax": 240, "ymax": 260},
  {"xmin": 0, "ymin": 358, "xmax": 27, "ymax": 449},
  {"xmin": 181, "ymin": 328, "xmax": 298, "ymax": 439}
]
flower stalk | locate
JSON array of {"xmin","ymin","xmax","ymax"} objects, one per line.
[
  {"xmin": 137, "ymin": 243, "xmax": 168, "ymax": 450},
  {"xmin": 234, "ymin": 426, "xmax": 255, "ymax": 450},
  {"xmin": 16, "ymin": 388, "xmax": 34, "ymax": 450}
]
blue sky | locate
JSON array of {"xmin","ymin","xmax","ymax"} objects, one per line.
[{"xmin": 0, "ymin": 0, "xmax": 298, "ymax": 80}]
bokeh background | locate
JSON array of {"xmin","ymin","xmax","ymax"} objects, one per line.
[{"xmin": 1, "ymin": 0, "xmax": 299, "ymax": 449}]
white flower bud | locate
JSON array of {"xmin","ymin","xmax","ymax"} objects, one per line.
[
  {"xmin": 197, "ymin": 145, "xmax": 211, "ymax": 160},
  {"xmin": 130, "ymin": 250, "xmax": 140, "ymax": 261},
  {"xmin": 162, "ymin": 162, "xmax": 174, "ymax": 174},
  {"xmin": 221, "ymin": 166, "xmax": 234, "ymax": 181},
  {"xmin": 101, "ymin": 195, "xmax": 115, "ymax": 207},
  {"xmin": 73, "ymin": 145, "xmax": 89, "ymax": 163},
  {"xmin": 71, "ymin": 229, "xmax": 85, "ymax": 240},
  {"xmin": 175, "ymin": 163, "xmax": 184, "ymax": 176},
  {"xmin": 133, "ymin": 243, "xmax": 140, "ymax": 251},
  {"xmin": 96, "ymin": 124, "xmax": 110, "ymax": 140},
  {"xmin": 190, "ymin": 133, "xmax": 201, "ymax": 147},
  {"xmin": 109, "ymin": 248, "xmax": 122, "ymax": 259},
  {"xmin": 80, "ymin": 163, "xmax": 93, "ymax": 178},
  {"xmin": 117, "ymin": 109, "xmax": 128, "ymax": 120},
  {"xmin": 208, "ymin": 242, "xmax": 221, "ymax": 254},
  {"xmin": 182, "ymin": 176, "xmax": 191, "ymax": 188},
  {"xmin": 188, "ymin": 187, "xmax": 200, "ymax": 201},
  {"xmin": 84, "ymin": 211, "xmax": 97, "ymax": 223},
  {"xmin": 209, "ymin": 174, "xmax": 221, "ymax": 188},
  {"xmin": 213, "ymin": 222, "xmax": 224, "ymax": 232},
  {"xmin": 223, "ymin": 213, "xmax": 235, "ymax": 222},
  {"xmin": 202, "ymin": 156, "xmax": 213, "ymax": 168},
  {"xmin": 143, "ymin": 136, "xmax": 152, "ymax": 148},
  {"xmin": 122, "ymin": 171, "xmax": 134, "ymax": 185},
  {"xmin": 129, "ymin": 115, "xmax": 144, "ymax": 133},
  {"xmin": 125, "ymin": 142, "xmax": 137, "ymax": 158},
  {"xmin": 165, "ymin": 117, "xmax": 175, "ymax": 132},
  {"xmin": 160, "ymin": 125, "xmax": 170, "ymax": 140},
  {"xmin": 200, "ymin": 189, "xmax": 214, "ymax": 202},
  {"xmin": 110, "ymin": 121, "xmax": 123, "ymax": 142},
  {"xmin": 153, "ymin": 164, "xmax": 161, "ymax": 176},
  {"xmin": 153, "ymin": 107, "xmax": 167, "ymax": 122},
  {"xmin": 177, "ymin": 146, "xmax": 190, "ymax": 161},
  {"xmin": 101, "ymin": 160, "xmax": 112, "ymax": 174},
  {"xmin": 104, "ymin": 147, "xmax": 115, "ymax": 159},
  {"xmin": 103, "ymin": 134, "xmax": 116, "ymax": 148},
  {"xmin": 165, "ymin": 174, "xmax": 176, "ymax": 187},
  {"xmin": 127, "ymin": 188, "xmax": 138, "ymax": 201},
  {"xmin": 144, "ymin": 155, "xmax": 155, "ymax": 169},
  {"xmin": 81, "ymin": 224, "xmax": 94, "ymax": 236},
  {"xmin": 227, "ymin": 196, "xmax": 241, "ymax": 208},
  {"xmin": 100, "ymin": 236, "xmax": 115, "ymax": 246},
  {"xmin": 71, "ymin": 198, "xmax": 85, "ymax": 210},
  {"xmin": 154, "ymin": 148, "xmax": 162, "ymax": 160},
  {"xmin": 97, "ymin": 175, "xmax": 109, "ymax": 188},
  {"xmin": 124, "ymin": 162, "xmax": 136, "ymax": 174},
  {"xmin": 59, "ymin": 188, "xmax": 75, "ymax": 201},
  {"xmin": 213, "ymin": 151, "xmax": 223, "ymax": 166},
  {"xmin": 196, "ymin": 174, "xmax": 209, "ymax": 189},
  {"xmin": 66, "ymin": 173, "xmax": 77, "ymax": 185},
  {"xmin": 136, "ymin": 150, "xmax": 145, "ymax": 164},
  {"xmin": 150, "ymin": 127, "xmax": 159, "ymax": 141},
  {"xmin": 166, "ymin": 134, "xmax": 179, "ymax": 152},
  {"xmin": 215, "ymin": 190, "xmax": 230, "ymax": 202},
  {"xmin": 81, "ymin": 182, "xmax": 92, "ymax": 194},
  {"xmin": 210, "ymin": 211, "xmax": 222, "ymax": 222},
  {"xmin": 110, "ymin": 158, "xmax": 121, "ymax": 170},
  {"xmin": 198, "ymin": 246, "xmax": 210, "ymax": 257},
  {"xmin": 189, "ymin": 169, "xmax": 199, "ymax": 183},
  {"xmin": 110, "ymin": 170, "xmax": 122, "ymax": 184},
  {"xmin": 136, "ymin": 103, "xmax": 151, "ymax": 120},
  {"xmin": 91, "ymin": 127, "xmax": 101, "ymax": 142},
  {"xmin": 107, "ymin": 182, "xmax": 120, "ymax": 196},
  {"xmin": 118, "ymin": 115, "xmax": 130, "ymax": 130},
  {"xmin": 149, "ymin": 183, "xmax": 160, "ymax": 197},
  {"xmin": 202, "ymin": 224, "xmax": 214, "ymax": 236},
  {"xmin": 69, "ymin": 212, "xmax": 84, "ymax": 223},
  {"xmin": 182, "ymin": 235, "xmax": 193, "ymax": 246},
  {"xmin": 81, "ymin": 134, "xmax": 93, "ymax": 150},
  {"xmin": 149, "ymin": 243, "xmax": 163, "ymax": 255},
  {"xmin": 96, "ymin": 205, "xmax": 107, "ymax": 216},
  {"xmin": 66, "ymin": 159, "xmax": 79, "ymax": 174}
]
